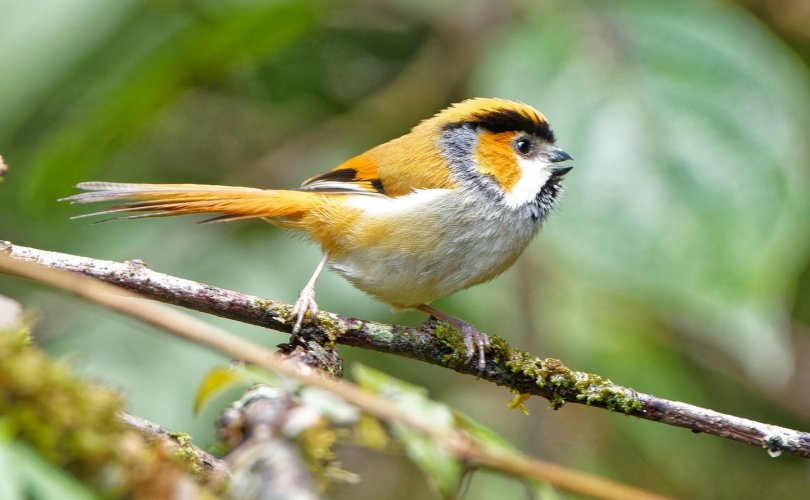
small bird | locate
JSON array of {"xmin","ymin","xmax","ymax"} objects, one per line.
[{"xmin": 62, "ymin": 98, "xmax": 572, "ymax": 370}]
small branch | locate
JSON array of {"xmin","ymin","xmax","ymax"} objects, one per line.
[
  {"xmin": 217, "ymin": 387, "xmax": 320, "ymax": 500},
  {"xmin": 119, "ymin": 411, "xmax": 229, "ymax": 488},
  {"xmin": 3, "ymin": 241, "xmax": 809, "ymax": 460},
  {"xmin": 0, "ymin": 245, "xmax": 665, "ymax": 500}
]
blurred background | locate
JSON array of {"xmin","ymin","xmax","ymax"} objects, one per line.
[{"xmin": 1, "ymin": 0, "xmax": 809, "ymax": 497}]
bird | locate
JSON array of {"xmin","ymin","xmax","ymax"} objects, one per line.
[{"xmin": 62, "ymin": 98, "xmax": 573, "ymax": 370}]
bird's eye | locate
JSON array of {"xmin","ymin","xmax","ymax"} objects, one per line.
[{"xmin": 515, "ymin": 138, "xmax": 533, "ymax": 156}]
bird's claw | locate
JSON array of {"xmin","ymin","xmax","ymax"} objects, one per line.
[
  {"xmin": 459, "ymin": 323, "xmax": 491, "ymax": 372},
  {"xmin": 291, "ymin": 287, "xmax": 319, "ymax": 334}
]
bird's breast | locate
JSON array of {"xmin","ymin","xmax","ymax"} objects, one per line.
[{"xmin": 325, "ymin": 189, "xmax": 540, "ymax": 308}]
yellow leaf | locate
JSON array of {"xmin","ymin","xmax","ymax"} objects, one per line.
[{"xmin": 193, "ymin": 366, "xmax": 248, "ymax": 414}]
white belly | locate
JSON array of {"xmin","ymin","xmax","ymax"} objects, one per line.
[{"xmin": 327, "ymin": 189, "xmax": 540, "ymax": 307}]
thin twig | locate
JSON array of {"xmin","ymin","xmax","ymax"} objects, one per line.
[
  {"xmin": 2, "ymin": 241, "xmax": 808, "ymax": 460},
  {"xmin": 119, "ymin": 411, "xmax": 229, "ymax": 488},
  {"xmin": 0, "ymin": 245, "xmax": 666, "ymax": 500}
]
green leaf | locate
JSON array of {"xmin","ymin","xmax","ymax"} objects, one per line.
[
  {"xmin": 352, "ymin": 364, "xmax": 462, "ymax": 499},
  {"xmin": 352, "ymin": 365, "xmax": 559, "ymax": 497},
  {"xmin": 0, "ymin": 437, "xmax": 96, "ymax": 500},
  {"xmin": 475, "ymin": 0, "xmax": 810, "ymax": 383}
]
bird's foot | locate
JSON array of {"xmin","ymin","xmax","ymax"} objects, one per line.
[
  {"xmin": 417, "ymin": 304, "xmax": 491, "ymax": 372},
  {"xmin": 291, "ymin": 286, "xmax": 319, "ymax": 334},
  {"xmin": 458, "ymin": 322, "xmax": 491, "ymax": 372}
]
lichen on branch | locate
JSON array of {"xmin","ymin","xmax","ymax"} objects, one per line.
[{"xmin": 2, "ymin": 241, "xmax": 809, "ymax": 460}]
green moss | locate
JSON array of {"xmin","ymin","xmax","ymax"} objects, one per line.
[
  {"xmin": 262, "ymin": 296, "xmax": 345, "ymax": 345},
  {"xmin": 362, "ymin": 323, "xmax": 395, "ymax": 344},
  {"xmin": 547, "ymin": 394, "xmax": 566, "ymax": 410},
  {"xmin": 494, "ymin": 339, "xmax": 642, "ymax": 415},
  {"xmin": 433, "ymin": 322, "xmax": 468, "ymax": 365},
  {"xmin": 488, "ymin": 335, "xmax": 512, "ymax": 362},
  {"xmin": 317, "ymin": 314, "xmax": 342, "ymax": 344},
  {"xmin": 569, "ymin": 371, "xmax": 643, "ymax": 413},
  {"xmin": 506, "ymin": 392, "xmax": 531, "ymax": 415},
  {"xmin": 170, "ymin": 432, "xmax": 203, "ymax": 475},
  {"xmin": 0, "ymin": 324, "xmax": 219, "ymax": 496},
  {"xmin": 299, "ymin": 418, "xmax": 357, "ymax": 488},
  {"xmin": 261, "ymin": 299, "xmax": 293, "ymax": 321},
  {"xmin": 0, "ymin": 327, "xmax": 125, "ymax": 479}
]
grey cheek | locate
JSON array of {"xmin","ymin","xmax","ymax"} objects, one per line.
[
  {"xmin": 438, "ymin": 126, "xmax": 478, "ymax": 166},
  {"xmin": 438, "ymin": 127, "xmax": 504, "ymax": 200}
]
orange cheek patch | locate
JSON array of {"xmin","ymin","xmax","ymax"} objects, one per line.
[{"xmin": 474, "ymin": 131, "xmax": 520, "ymax": 192}]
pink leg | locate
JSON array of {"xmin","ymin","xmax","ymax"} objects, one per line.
[
  {"xmin": 291, "ymin": 253, "xmax": 330, "ymax": 334},
  {"xmin": 417, "ymin": 304, "xmax": 491, "ymax": 371}
]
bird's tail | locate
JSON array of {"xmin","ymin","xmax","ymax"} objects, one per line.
[{"xmin": 61, "ymin": 182, "xmax": 323, "ymax": 224}]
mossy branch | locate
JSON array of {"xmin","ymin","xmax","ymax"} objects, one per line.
[
  {"xmin": 0, "ymin": 244, "xmax": 664, "ymax": 500},
  {"xmin": 0, "ymin": 312, "xmax": 223, "ymax": 497},
  {"xmin": 119, "ymin": 411, "xmax": 228, "ymax": 487},
  {"xmin": 3, "ymin": 241, "xmax": 809, "ymax": 460}
]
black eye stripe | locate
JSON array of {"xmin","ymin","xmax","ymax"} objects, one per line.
[{"xmin": 442, "ymin": 109, "xmax": 555, "ymax": 143}]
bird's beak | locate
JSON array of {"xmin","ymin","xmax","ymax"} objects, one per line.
[
  {"xmin": 546, "ymin": 147, "xmax": 572, "ymax": 163},
  {"xmin": 545, "ymin": 147, "xmax": 572, "ymax": 177},
  {"xmin": 550, "ymin": 166, "xmax": 573, "ymax": 178}
]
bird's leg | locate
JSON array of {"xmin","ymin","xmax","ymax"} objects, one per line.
[
  {"xmin": 291, "ymin": 252, "xmax": 330, "ymax": 335},
  {"xmin": 417, "ymin": 304, "xmax": 491, "ymax": 371}
]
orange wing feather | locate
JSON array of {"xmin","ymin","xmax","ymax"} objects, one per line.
[{"xmin": 300, "ymin": 111, "xmax": 459, "ymax": 197}]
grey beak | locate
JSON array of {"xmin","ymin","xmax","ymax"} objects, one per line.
[
  {"xmin": 550, "ymin": 166, "xmax": 573, "ymax": 178},
  {"xmin": 546, "ymin": 147, "xmax": 573, "ymax": 163}
]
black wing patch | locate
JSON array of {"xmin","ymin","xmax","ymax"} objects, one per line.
[{"xmin": 299, "ymin": 168, "xmax": 386, "ymax": 195}]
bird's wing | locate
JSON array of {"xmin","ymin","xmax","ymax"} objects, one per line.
[
  {"xmin": 298, "ymin": 130, "xmax": 456, "ymax": 197},
  {"xmin": 299, "ymin": 151, "xmax": 388, "ymax": 196}
]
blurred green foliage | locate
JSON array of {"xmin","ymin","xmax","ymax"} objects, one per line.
[{"xmin": 1, "ymin": 0, "xmax": 809, "ymax": 498}]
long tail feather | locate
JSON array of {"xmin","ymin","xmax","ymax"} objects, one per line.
[{"xmin": 61, "ymin": 182, "xmax": 321, "ymax": 223}]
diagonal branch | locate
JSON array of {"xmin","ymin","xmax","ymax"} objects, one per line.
[
  {"xmin": 2, "ymin": 240, "xmax": 809, "ymax": 459},
  {"xmin": 0, "ymin": 245, "xmax": 664, "ymax": 500},
  {"xmin": 119, "ymin": 411, "xmax": 229, "ymax": 488}
]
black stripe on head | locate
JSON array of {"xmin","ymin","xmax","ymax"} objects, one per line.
[{"xmin": 444, "ymin": 109, "xmax": 555, "ymax": 143}]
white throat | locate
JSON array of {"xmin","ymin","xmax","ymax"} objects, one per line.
[{"xmin": 501, "ymin": 156, "xmax": 553, "ymax": 208}]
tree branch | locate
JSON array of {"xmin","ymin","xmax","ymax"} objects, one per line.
[
  {"xmin": 0, "ymin": 244, "xmax": 664, "ymax": 500},
  {"xmin": 2, "ymin": 240, "xmax": 809, "ymax": 459},
  {"xmin": 119, "ymin": 411, "xmax": 229, "ymax": 488}
]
